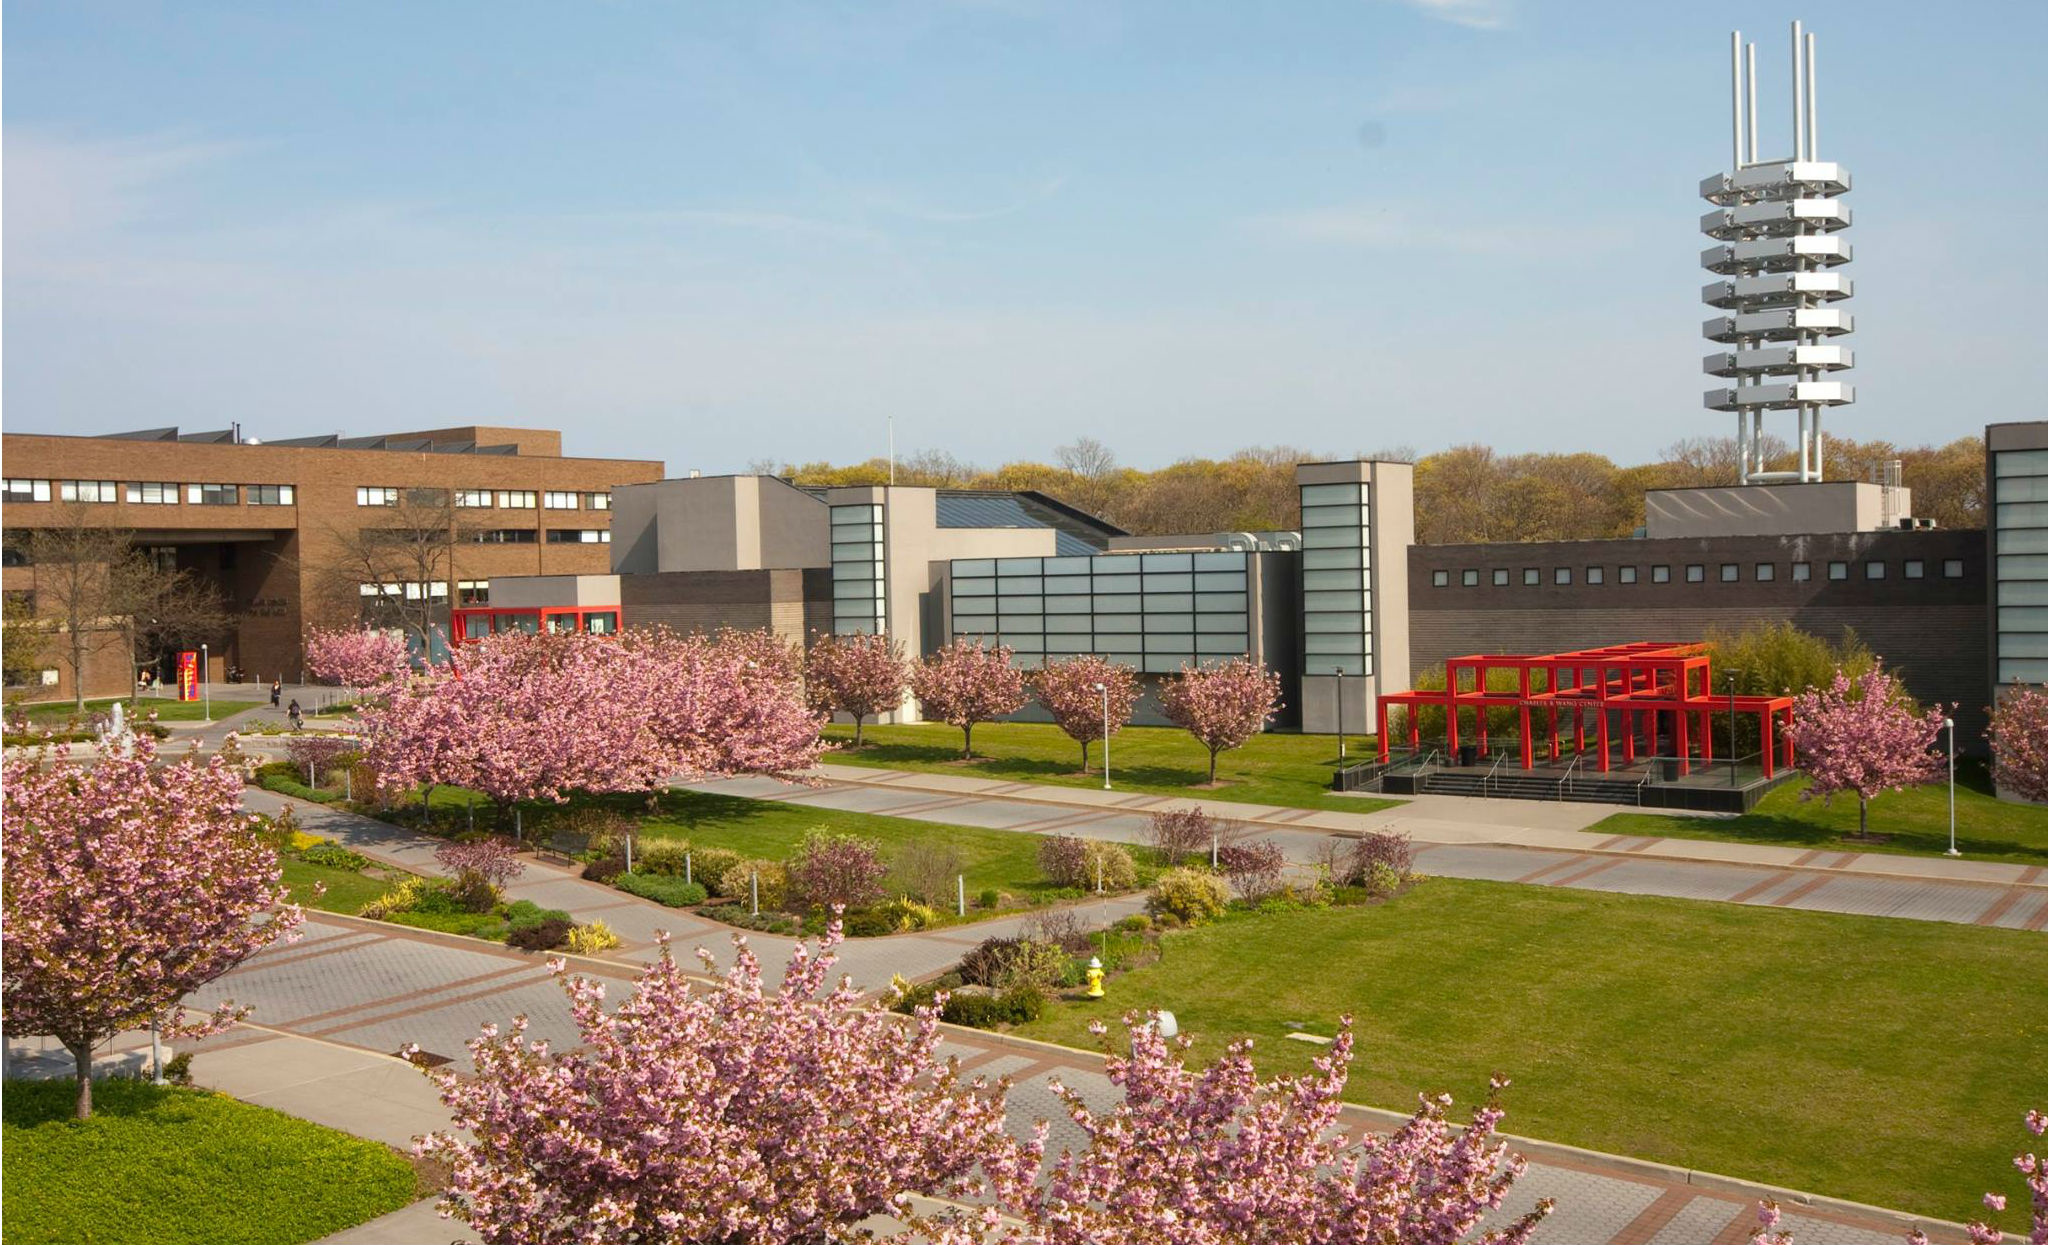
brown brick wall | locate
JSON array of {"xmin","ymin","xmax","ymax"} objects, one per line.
[
  {"xmin": 1, "ymin": 430, "xmax": 662, "ymax": 694},
  {"xmin": 1410, "ymin": 529, "xmax": 1991, "ymax": 745}
]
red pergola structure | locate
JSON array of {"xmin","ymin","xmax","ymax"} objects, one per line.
[{"xmin": 1375, "ymin": 643, "xmax": 1796, "ymax": 778}]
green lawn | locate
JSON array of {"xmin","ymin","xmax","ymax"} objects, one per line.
[
  {"xmin": 10, "ymin": 695, "xmax": 261, "ymax": 724},
  {"xmin": 280, "ymin": 857, "xmax": 401, "ymax": 915},
  {"xmin": 1, "ymin": 1078, "xmax": 416, "ymax": 1245},
  {"xmin": 1012, "ymin": 878, "xmax": 2048, "ymax": 1226},
  {"xmin": 822, "ymin": 721, "xmax": 1398, "ymax": 814},
  {"xmin": 1591, "ymin": 761, "xmax": 2048, "ymax": 866}
]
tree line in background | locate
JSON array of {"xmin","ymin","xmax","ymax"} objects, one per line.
[{"xmin": 759, "ymin": 432, "xmax": 1986, "ymax": 540}]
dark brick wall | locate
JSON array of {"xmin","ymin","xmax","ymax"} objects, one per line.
[
  {"xmin": 1409, "ymin": 529, "xmax": 1990, "ymax": 746},
  {"xmin": 620, "ymin": 568, "xmax": 832, "ymax": 647}
]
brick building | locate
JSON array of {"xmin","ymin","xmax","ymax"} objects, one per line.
[{"xmin": 1, "ymin": 425, "xmax": 661, "ymax": 700}]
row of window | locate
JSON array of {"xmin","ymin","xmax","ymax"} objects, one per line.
[
  {"xmin": 6, "ymin": 479, "xmax": 297, "ymax": 507},
  {"xmin": 358, "ymin": 580, "xmax": 492, "ymax": 604},
  {"xmin": 1430, "ymin": 558, "xmax": 1965, "ymax": 588},
  {"xmin": 359, "ymin": 488, "xmax": 611, "ymax": 509},
  {"xmin": 472, "ymin": 529, "xmax": 614, "ymax": 545}
]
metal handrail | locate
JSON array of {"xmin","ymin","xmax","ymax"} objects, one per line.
[
  {"xmin": 1556, "ymin": 753, "xmax": 1584, "ymax": 800},
  {"xmin": 1481, "ymin": 751, "xmax": 1510, "ymax": 798}
]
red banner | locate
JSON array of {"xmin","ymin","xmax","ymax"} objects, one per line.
[{"xmin": 177, "ymin": 651, "xmax": 200, "ymax": 701}]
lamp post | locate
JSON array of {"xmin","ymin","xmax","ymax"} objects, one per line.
[
  {"xmin": 1095, "ymin": 681, "xmax": 1111, "ymax": 791},
  {"xmin": 1724, "ymin": 668, "xmax": 1742, "ymax": 788},
  {"xmin": 200, "ymin": 643, "xmax": 211, "ymax": 723},
  {"xmin": 1335, "ymin": 667, "xmax": 1346, "ymax": 761},
  {"xmin": 1943, "ymin": 716, "xmax": 1959, "ymax": 857}
]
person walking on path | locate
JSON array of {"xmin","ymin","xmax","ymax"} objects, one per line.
[
  {"xmin": 287, "ymin": 698, "xmax": 303, "ymax": 732},
  {"xmin": 270, "ymin": 679, "xmax": 282, "ymax": 708}
]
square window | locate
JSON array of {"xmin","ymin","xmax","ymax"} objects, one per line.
[
  {"xmin": 1431, "ymin": 570, "xmax": 1448, "ymax": 588},
  {"xmin": 1586, "ymin": 567, "xmax": 1604, "ymax": 585},
  {"xmin": 1905, "ymin": 559, "xmax": 1925, "ymax": 579},
  {"xmin": 1461, "ymin": 569, "xmax": 1478, "ymax": 587},
  {"xmin": 1720, "ymin": 563, "xmax": 1739, "ymax": 582},
  {"xmin": 1492, "ymin": 569, "xmax": 1508, "ymax": 586},
  {"xmin": 1618, "ymin": 566, "xmax": 1637, "ymax": 584},
  {"xmin": 1686, "ymin": 565, "xmax": 1705, "ymax": 583},
  {"xmin": 1522, "ymin": 568, "xmax": 1538, "ymax": 585},
  {"xmin": 1756, "ymin": 563, "xmax": 1775, "ymax": 581},
  {"xmin": 1866, "ymin": 561, "xmax": 1885, "ymax": 580},
  {"xmin": 1943, "ymin": 559, "xmax": 1964, "ymax": 578},
  {"xmin": 1828, "ymin": 562, "xmax": 1848, "ymax": 580},
  {"xmin": 1652, "ymin": 565, "xmax": 1670, "ymax": 584},
  {"xmin": 1792, "ymin": 562, "xmax": 1812, "ymax": 582},
  {"xmin": 1554, "ymin": 567, "xmax": 1572, "ymax": 586}
]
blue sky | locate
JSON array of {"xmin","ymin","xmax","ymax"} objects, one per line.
[{"xmin": 5, "ymin": 0, "xmax": 2043, "ymax": 473}]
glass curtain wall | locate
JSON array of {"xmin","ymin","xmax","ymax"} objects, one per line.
[
  {"xmin": 830, "ymin": 503, "xmax": 886, "ymax": 635},
  {"xmin": 1299, "ymin": 481, "xmax": 1372, "ymax": 677},
  {"xmin": 948, "ymin": 551, "xmax": 1250, "ymax": 673},
  {"xmin": 1994, "ymin": 448, "xmax": 2048, "ymax": 684}
]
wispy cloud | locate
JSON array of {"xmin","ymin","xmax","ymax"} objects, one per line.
[{"xmin": 1385, "ymin": 0, "xmax": 1511, "ymax": 32}]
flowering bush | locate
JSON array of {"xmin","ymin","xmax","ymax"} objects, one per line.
[
  {"xmin": 1038, "ymin": 835, "xmax": 1090, "ymax": 888},
  {"xmin": 1217, "ymin": 838, "xmax": 1286, "ymax": 902},
  {"xmin": 1146, "ymin": 806, "xmax": 1214, "ymax": 866},
  {"xmin": 1147, "ymin": 868, "xmax": 1230, "ymax": 925},
  {"xmin": 285, "ymin": 734, "xmax": 359, "ymax": 780},
  {"xmin": 786, "ymin": 829, "xmax": 888, "ymax": 911},
  {"xmin": 434, "ymin": 837, "xmax": 525, "ymax": 892}
]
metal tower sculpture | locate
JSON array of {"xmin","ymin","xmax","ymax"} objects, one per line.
[{"xmin": 1701, "ymin": 21, "xmax": 1853, "ymax": 485}]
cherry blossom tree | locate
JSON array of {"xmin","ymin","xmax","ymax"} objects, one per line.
[
  {"xmin": 1987, "ymin": 687, "xmax": 2048, "ymax": 804},
  {"xmin": 415, "ymin": 924, "xmax": 1032, "ymax": 1245},
  {"xmin": 303, "ymin": 625, "xmax": 412, "ymax": 698},
  {"xmin": 980, "ymin": 1012, "xmax": 1550, "ymax": 1245},
  {"xmin": 806, "ymin": 632, "xmax": 908, "ymax": 745},
  {"xmin": 912, "ymin": 640, "xmax": 1028, "ymax": 758},
  {"xmin": 1159, "ymin": 657, "xmax": 1283, "ymax": 784},
  {"xmin": 634, "ymin": 627, "xmax": 823, "ymax": 779},
  {"xmin": 1787, "ymin": 664, "xmax": 1946, "ymax": 839},
  {"xmin": 1, "ymin": 735, "xmax": 304, "ymax": 1117},
  {"xmin": 1031, "ymin": 655, "xmax": 1141, "ymax": 773},
  {"xmin": 710, "ymin": 625, "xmax": 807, "ymax": 689}
]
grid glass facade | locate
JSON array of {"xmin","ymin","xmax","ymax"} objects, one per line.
[
  {"xmin": 1993, "ymin": 447, "xmax": 2048, "ymax": 684},
  {"xmin": 948, "ymin": 550, "xmax": 1251, "ymax": 674},
  {"xmin": 1298, "ymin": 481, "xmax": 1371, "ymax": 677},
  {"xmin": 830, "ymin": 503, "xmax": 886, "ymax": 635}
]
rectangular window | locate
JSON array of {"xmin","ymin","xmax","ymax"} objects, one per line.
[
  {"xmin": 1492, "ymin": 569, "xmax": 1509, "ymax": 586},
  {"xmin": 1792, "ymin": 562, "xmax": 1812, "ymax": 582},
  {"xmin": 4, "ymin": 479, "xmax": 51, "ymax": 502},
  {"xmin": 1431, "ymin": 570, "xmax": 1448, "ymax": 588},
  {"xmin": 186, "ymin": 483, "xmax": 239, "ymax": 506},
  {"xmin": 357, "ymin": 486, "xmax": 399, "ymax": 507},
  {"xmin": 1523, "ymin": 568, "xmax": 1539, "ymax": 585},
  {"xmin": 1905, "ymin": 559, "xmax": 1925, "ymax": 579},
  {"xmin": 1686, "ymin": 564, "xmax": 1705, "ymax": 583},
  {"xmin": 1461, "ymin": 569, "xmax": 1478, "ymax": 587},
  {"xmin": 246, "ymin": 484, "xmax": 296, "ymax": 506},
  {"xmin": 1652, "ymin": 565, "xmax": 1670, "ymax": 583},
  {"xmin": 1720, "ymin": 563, "xmax": 1739, "ymax": 582},
  {"xmin": 1944, "ymin": 559, "xmax": 1964, "ymax": 578},
  {"xmin": 1618, "ymin": 566, "xmax": 1637, "ymax": 584},
  {"xmin": 1866, "ymin": 560, "xmax": 1885, "ymax": 580},
  {"xmin": 1828, "ymin": 561, "xmax": 1849, "ymax": 580},
  {"xmin": 543, "ymin": 491, "xmax": 579, "ymax": 509},
  {"xmin": 1554, "ymin": 567, "xmax": 1572, "ymax": 585},
  {"xmin": 60, "ymin": 480, "xmax": 119, "ymax": 503},
  {"xmin": 1756, "ymin": 563, "xmax": 1775, "ymax": 581},
  {"xmin": 458, "ymin": 580, "xmax": 490, "ymax": 605},
  {"xmin": 496, "ymin": 490, "xmax": 537, "ymax": 509},
  {"xmin": 545, "ymin": 529, "xmax": 610, "ymax": 543},
  {"xmin": 454, "ymin": 489, "xmax": 491, "ymax": 508},
  {"xmin": 585, "ymin": 492, "xmax": 611, "ymax": 510},
  {"xmin": 475, "ymin": 529, "xmax": 538, "ymax": 544},
  {"xmin": 124, "ymin": 482, "xmax": 179, "ymax": 505},
  {"xmin": 1586, "ymin": 566, "xmax": 1604, "ymax": 585}
]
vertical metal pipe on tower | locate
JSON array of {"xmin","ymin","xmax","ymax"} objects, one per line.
[
  {"xmin": 1731, "ymin": 31, "xmax": 1746, "ymax": 170},
  {"xmin": 1806, "ymin": 32, "xmax": 1819, "ymax": 160},
  {"xmin": 1745, "ymin": 43, "xmax": 1758, "ymax": 165},
  {"xmin": 1791, "ymin": 21, "xmax": 1805, "ymax": 161}
]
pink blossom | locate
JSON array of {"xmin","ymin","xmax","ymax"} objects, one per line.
[
  {"xmin": 303, "ymin": 625, "xmax": 412, "ymax": 696},
  {"xmin": 1159, "ymin": 657, "xmax": 1283, "ymax": 784},
  {"xmin": 805, "ymin": 631, "xmax": 909, "ymax": 745},
  {"xmin": 1030, "ymin": 655, "xmax": 1141, "ymax": 774},
  {"xmin": 912, "ymin": 640, "xmax": 1028, "ymax": 758},
  {"xmin": 1787, "ymin": 664, "xmax": 1947, "ymax": 838},
  {"xmin": 1987, "ymin": 687, "xmax": 2048, "ymax": 804}
]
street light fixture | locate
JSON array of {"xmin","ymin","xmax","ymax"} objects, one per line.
[
  {"xmin": 1094, "ymin": 681, "xmax": 1111, "ymax": 791},
  {"xmin": 1335, "ymin": 667, "xmax": 1346, "ymax": 762},
  {"xmin": 1943, "ymin": 717, "xmax": 1959, "ymax": 857},
  {"xmin": 1724, "ymin": 668, "xmax": 1743, "ymax": 788},
  {"xmin": 200, "ymin": 643, "xmax": 211, "ymax": 723}
]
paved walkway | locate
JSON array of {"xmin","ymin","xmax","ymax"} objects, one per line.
[{"xmin": 680, "ymin": 766, "xmax": 2048, "ymax": 930}]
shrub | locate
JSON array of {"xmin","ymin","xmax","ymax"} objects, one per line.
[
  {"xmin": 1085, "ymin": 841, "xmax": 1137, "ymax": 891},
  {"xmin": 867, "ymin": 897, "xmax": 941, "ymax": 933},
  {"xmin": 1037, "ymin": 835, "xmax": 1090, "ymax": 888},
  {"xmin": 1344, "ymin": 831, "xmax": 1414, "ymax": 887},
  {"xmin": 941, "ymin": 984, "xmax": 1044, "ymax": 1029},
  {"xmin": 614, "ymin": 872, "xmax": 708, "ymax": 908},
  {"xmin": 565, "ymin": 920, "xmax": 621, "ymax": 955},
  {"xmin": 1148, "ymin": 868, "xmax": 1230, "ymax": 926},
  {"xmin": 1025, "ymin": 904, "xmax": 1094, "ymax": 954},
  {"xmin": 700, "ymin": 905, "xmax": 801, "ymax": 935},
  {"xmin": 446, "ymin": 872, "xmax": 499, "ymax": 914},
  {"xmin": 977, "ymin": 887, "xmax": 1001, "ymax": 910},
  {"xmin": 689, "ymin": 847, "xmax": 748, "ymax": 895},
  {"xmin": 1364, "ymin": 861, "xmax": 1405, "ymax": 899},
  {"xmin": 506, "ymin": 918, "xmax": 572, "ymax": 951},
  {"xmin": 546, "ymin": 806, "xmax": 633, "ymax": 857},
  {"xmin": 162, "ymin": 1051, "xmax": 194, "ymax": 1085},
  {"xmin": 890, "ymin": 838, "xmax": 964, "ymax": 906},
  {"xmin": 285, "ymin": 734, "xmax": 358, "ymax": 777},
  {"xmin": 300, "ymin": 841, "xmax": 370, "ymax": 871},
  {"xmin": 434, "ymin": 837, "xmax": 525, "ymax": 893},
  {"xmin": 636, "ymin": 839, "xmax": 696, "ymax": 878},
  {"xmin": 1146, "ymin": 807, "xmax": 1214, "ymax": 866},
  {"xmin": 705, "ymin": 859, "xmax": 787, "ymax": 909},
  {"xmin": 358, "ymin": 878, "xmax": 430, "ymax": 920},
  {"xmin": 958, "ymin": 937, "xmax": 1023, "ymax": 987},
  {"xmin": 1117, "ymin": 913, "xmax": 1152, "ymax": 934},
  {"xmin": 786, "ymin": 829, "xmax": 888, "ymax": 910},
  {"xmin": 582, "ymin": 855, "xmax": 626, "ymax": 884},
  {"xmin": 1217, "ymin": 838, "xmax": 1286, "ymax": 902},
  {"xmin": 1038, "ymin": 836, "xmax": 1137, "ymax": 891},
  {"xmin": 994, "ymin": 941, "xmax": 1068, "ymax": 993}
]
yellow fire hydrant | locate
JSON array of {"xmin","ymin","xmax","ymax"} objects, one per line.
[{"xmin": 1084, "ymin": 956, "xmax": 1106, "ymax": 999}]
